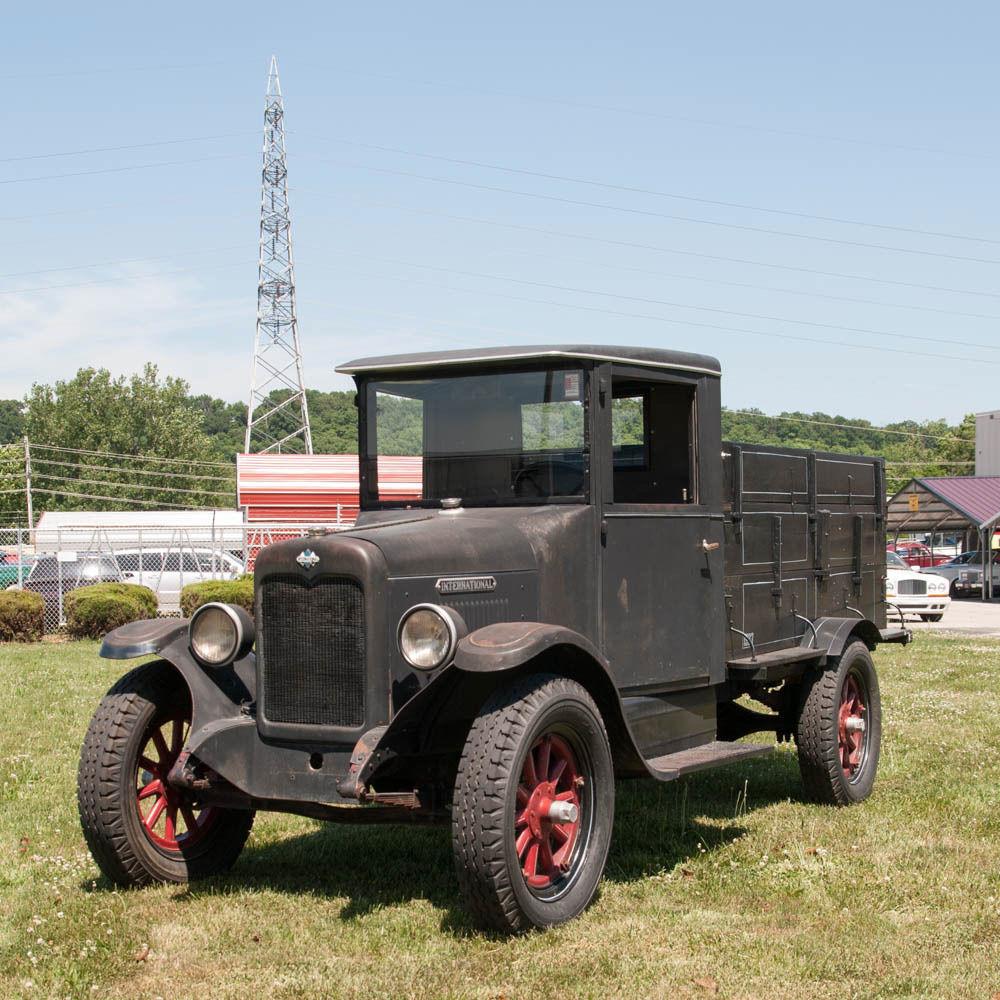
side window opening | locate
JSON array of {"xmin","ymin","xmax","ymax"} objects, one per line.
[{"xmin": 611, "ymin": 377, "xmax": 696, "ymax": 504}]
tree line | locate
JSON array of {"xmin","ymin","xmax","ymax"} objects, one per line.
[{"xmin": 0, "ymin": 366, "xmax": 975, "ymax": 521}]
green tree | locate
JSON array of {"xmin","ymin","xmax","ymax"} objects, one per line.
[
  {"xmin": 23, "ymin": 365, "xmax": 233, "ymax": 512},
  {"xmin": 0, "ymin": 400, "xmax": 24, "ymax": 445}
]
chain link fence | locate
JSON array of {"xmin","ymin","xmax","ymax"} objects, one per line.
[{"xmin": 0, "ymin": 520, "xmax": 347, "ymax": 633}]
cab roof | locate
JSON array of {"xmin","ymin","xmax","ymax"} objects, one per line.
[{"xmin": 336, "ymin": 344, "xmax": 721, "ymax": 378}]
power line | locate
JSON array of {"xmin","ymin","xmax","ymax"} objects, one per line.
[
  {"xmin": 493, "ymin": 244, "xmax": 1000, "ymax": 325},
  {"xmin": 724, "ymin": 409, "xmax": 967, "ymax": 442},
  {"xmin": 302, "ymin": 134, "xmax": 1000, "ymax": 246},
  {"xmin": 30, "ymin": 487, "xmax": 224, "ymax": 510},
  {"xmin": 327, "ymin": 248, "xmax": 999, "ymax": 357},
  {"xmin": 0, "ymin": 244, "xmax": 246, "ymax": 281},
  {"xmin": 311, "ymin": 156, "xmax": 1000, "ymax": 266},
  {"xmin": 0, "ymin": 131, "xmax": 259, "ymax": 164},
  {"xmin": 0, "ymin": 151, "xmax": 252, "ymax": 187},
  {"xmin": 31, "ymin": 456, "xmax": 235, "ymax": 484},
  {"xmin": 336, "ymin": 261, "xmax": 995, "ymax": 370},
  {"xmin": 33, "ymin": 472, "xmax": 232, "ymax": 499},
  {"xmin": 303, "ymin": 190, "xmax": 1000, "ymax": 302},
  {"xmin": 31, "ymin": 443, "xmax": 234, "ymax": 469},
  {"xmin": 0, "ymin": 259, "xmax": 250, "ymax": 297},
  {"xmin": 349, "ymin": 69, "xmax": 999, "ymax": 165}
]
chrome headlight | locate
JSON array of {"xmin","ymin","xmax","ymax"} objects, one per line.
[
  {"xmin": 398, "ymin": 604, "xmax": 463, "ymax": 670},
  {"xmin": 189, "ymin": 602, "xmax": 254, "ymax": 667}
]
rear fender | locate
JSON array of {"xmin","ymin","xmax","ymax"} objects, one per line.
[{"xmin": 99, "ymin": 618, "xmax": 255, "ymax": 732}]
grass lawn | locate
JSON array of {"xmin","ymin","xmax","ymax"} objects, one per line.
[{"xmin": 1, "ymin": 635, "xmax": 998, "ymax": 999}]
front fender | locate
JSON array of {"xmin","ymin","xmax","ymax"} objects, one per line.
[
  {"xmin": 812, "ymin": 616, "xmax": 882, "ymax": 658},
  {"xmin": 446, "ymin": 621, "xmax": 648, "ymax": 777},
  {"xmin": 99, "ymin": 618, "xmax": 255, "ymax": 734}
]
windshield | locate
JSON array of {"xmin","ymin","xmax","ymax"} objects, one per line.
[
  {"xmin": 362, "ymin": 367, "xmax": 588, "ymax": 508},
  {"xmin": 886, "ymin": 551, "xmax": 908, "ymax": 569}
]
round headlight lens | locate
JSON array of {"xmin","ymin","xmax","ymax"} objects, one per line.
[
  {"xmin": 190, "ymin": 603, "xmax": 241, "ymax": 666},
  {"xmin": 399, "ymin": 605, "xmax": 455, "ymax": 670}
]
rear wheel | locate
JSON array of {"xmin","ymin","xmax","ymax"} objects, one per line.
[
  {"xmin": 452, "ymin": 673, "xmax": 614, "ymax": 932},
  {"xmin": 78, "ymin": 660, "xmax": 254, "ymax": 886},
  {"xmin": 796, "ymin": 641, "xmax": 882, "ymax": 806},
  {"xmin": 921, "ymin": 613, "xmax": 944, "ymax": 622}
]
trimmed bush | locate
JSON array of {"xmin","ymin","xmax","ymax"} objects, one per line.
[
  {"xmin": 180, "ymin": 575, "xmax": 254, "ymax": 618},
  {"xmin": 0, "ymin": 590, "xmax": 45, "ymax": 642},
  {"xmin": 64, "ymin": 582, "xmax": 158, "ymax": 639}
]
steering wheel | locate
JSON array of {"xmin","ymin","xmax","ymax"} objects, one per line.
[{"xmin": 513, "ymin": 460, "xmax": 585, "ymax": 498}]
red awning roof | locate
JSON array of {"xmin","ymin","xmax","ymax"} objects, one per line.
[{"xmin": 887, "ymin": 476, "xmax": 1000, "ymax": 533}]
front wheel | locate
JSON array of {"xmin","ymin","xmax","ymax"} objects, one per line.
[
  {"xmin": 78, "ymin": 660, "xmax": 254, "ymax": 887},
  {"xmin": 452, "ymin": 673, "xmax": 614, "ymax": 932},
  {"xmin": 921, "ymin": 613, "xmax": 944, "ymax": 622},
  {"xmin": 796, "ymin": 641, "xmax": 882, "ymax": 806}
]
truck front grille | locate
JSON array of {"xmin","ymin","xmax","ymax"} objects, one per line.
[
  {"xmin": 897, "ymin": 579, "xmax": 927, "ymax": 596},
  {"xmin": 258, "ymin": 575, "xmax": 365, "ymax": 729}
]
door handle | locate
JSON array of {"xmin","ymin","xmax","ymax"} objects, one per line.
[{"xmin": 701, "ymin": 539, "xmax": 720, "ymax": 553}]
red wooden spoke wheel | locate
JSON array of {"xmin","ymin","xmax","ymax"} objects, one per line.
[
  {"xmin": 837, "ymin": 672, "xmax": 868, "ymax": 780},
  {"xmin": 135, "ymin": 712, "xmax": 216, "ymax": 851},
  {"xmin": 515, "ymin": 733, "xmax": 584, "ymax": 890}
]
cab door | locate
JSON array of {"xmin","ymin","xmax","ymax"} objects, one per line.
[{"xmin": 599, "ymin": 366, "xmax": 725, "ymax": 691}]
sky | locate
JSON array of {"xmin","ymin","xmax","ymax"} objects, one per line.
[{"xmin": 3, "ymin": 2, "xmax": 999, "ymax": 424}]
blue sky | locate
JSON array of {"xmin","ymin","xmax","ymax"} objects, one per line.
[{"xmin": 4, "ymin": 2, "xmax": 998, "ymax": 424}]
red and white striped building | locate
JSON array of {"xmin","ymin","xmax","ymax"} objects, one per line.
[{"xmin": 236, "ymin": 454, "xmax": 422, "ymax": 526}]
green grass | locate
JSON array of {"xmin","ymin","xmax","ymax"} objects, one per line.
[{"xmin": 1, "ymin": 635, "xmax": 998, "ymax": 999}]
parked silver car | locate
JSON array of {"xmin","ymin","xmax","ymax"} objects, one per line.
[
  {"xmin": 115, "ymin": 548, "xmax": 245, "ymax": 612},
  {"xmin": 929, "ymin": 550, "xmax": 1000, "ymax": 597}
]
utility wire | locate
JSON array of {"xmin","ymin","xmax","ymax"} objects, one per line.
[
  {"xmin": 301, "ymin": 134, "xmax": 1000, "ymax": 246},
  {"xmin": 326, "ymin": 248, "xmax": 1000, "ymax": 355},
  {"xmin": 299, "ymin": 189, "xmax": 1000, "ymax": 302},
  {"xmin": 31, "ymin": 443, "xmax": 235, "ymax": 469},
  {"xmin": 327, "ymin": 296, "xmax": 972, "ymax": 442},
  {"xmin": 349, "ymin": 69, "xmax": 999, "ymax": 164},
  {"xmin": 337, "ymin": 262, "xmax": 994, "ymax": 370},
  {"xmin": 34, "ymin": 472, "xmax": 233, "ymax": 499},
  {"xmin": 0, "ymin": 244, "xmax": 246, "ymax": 281},
  {"xmin": 31, "ymin": 456, "xmax": 235, "ymax": 484},
  {"xmin": 0, "ymin": 151, "xmax": 252, "ymax": 187},
  {"xmin": 311, "ymin": 156, "xmax": 1000, "ymax": 266},
  {"xmin": 0, "ymin": 131, "xmax": 259, "ymax": 164},
  {"xmin": 0, "ymin": 259, "xmax": 251, "ymax": 297},
  {"xmin": 30, "ymin": 487, "xmax": 224, "ymax": 510},
  {"xmin": 724, "ymin": 409, "xmax": 966, "ymax": 442}
]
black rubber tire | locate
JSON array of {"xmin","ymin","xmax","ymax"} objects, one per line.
[
  {"xmin": 795, "ymin": 641, "xmax": 882, "ymax": 806},
  {"xmin": 921, "ymin": 614, "xmax": 944, "ymax": 622},
  {"xmin": 78, "ymin": 660, "xmax": 254, "ymax": 887},
  {"xmin": 452, "ymin": 673, "xmax": 614, "ymax": 933},
  {"xmin": 948, "ymin": 581, "xmax": 959, "ymax": 599}
]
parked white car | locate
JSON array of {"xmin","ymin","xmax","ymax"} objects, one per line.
[
  {"xmin": 886, "ymin": 551, "xmax": 950, "ymax": 622},
  {"xmin": 115, "ymin": 549, "xmax": 245, "ymax": 612}
]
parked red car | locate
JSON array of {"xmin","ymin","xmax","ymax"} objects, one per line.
[{"xmin": 886, "ymin": 542, "xmax": 951, "ymax": 568}]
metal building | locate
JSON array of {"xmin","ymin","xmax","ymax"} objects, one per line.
[{"xmin": 976, "ymin": 410, "xmax": 1000, "ymax": 476}]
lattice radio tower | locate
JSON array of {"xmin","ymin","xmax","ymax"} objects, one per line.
[{"xmin": 245, "ymin": 56, "xmax": 313, "ymax": 454}]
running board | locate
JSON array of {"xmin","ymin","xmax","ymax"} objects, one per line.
[{"xmin": 644, "ymin": 741, "xmax": 773, "ymax": 781}]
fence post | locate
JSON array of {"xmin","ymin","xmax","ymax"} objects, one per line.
[
  {"xmin": 17, "ymin": 526, "xmax": 24, "ymax": 588},
  {"xmin": 23, "ymin": 437, "xmax": 33, "ymax": 536}
]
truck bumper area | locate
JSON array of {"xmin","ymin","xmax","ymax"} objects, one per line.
[{"xmin": 179, "ymin": 717, "xmax": 442, "ymax": 823}]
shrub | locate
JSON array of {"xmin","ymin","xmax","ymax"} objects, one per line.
[
  {"xmin": 0, "ymin": 590, "xmax": 44, "ymax": 642},
  {"xmin": 64, "ymin": 582, "xmax": 158, "ymax": 639},
  {"xmin": 180, "ymin": 575, "xmax": 254, "ymax": 618}
]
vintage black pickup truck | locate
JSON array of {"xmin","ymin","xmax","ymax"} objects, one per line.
[{"xmin": 78, "ymin": 345, "xmax": 908, "ymax": 931}]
